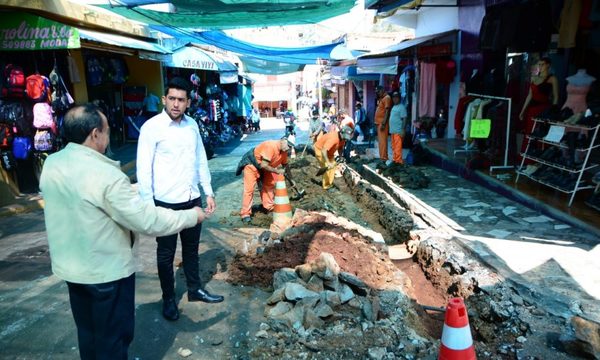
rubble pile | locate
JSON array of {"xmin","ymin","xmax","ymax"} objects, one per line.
[
  {"xmin": 375, "ymin": 162, "xmax": 430, "ymax": 189},
  {"xmin": 249, "ymin": 252, "xmax": 438, "ymax": 360}
]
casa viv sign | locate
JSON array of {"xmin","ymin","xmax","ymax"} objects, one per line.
[{"xmin": 0, "ymin": 13, "xmax": 80, "ymax": 51}]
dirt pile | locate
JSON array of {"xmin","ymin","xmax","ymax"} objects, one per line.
[
  {"xmin": 248, "ymin": 252, "xmax": 438, "ymax": 359},
  {"xmin": 227, "ymin": 210, "xmax": 403, "ymax": 290}
]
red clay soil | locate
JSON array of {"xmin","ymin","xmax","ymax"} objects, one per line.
[{"xmin": 228, "ymin": 214, "xmax": 399, "ymax": 290}]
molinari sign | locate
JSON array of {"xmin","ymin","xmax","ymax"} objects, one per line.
[{"xmin": 0, "ymin": 13, "xmax": 80, "ymax": 51}]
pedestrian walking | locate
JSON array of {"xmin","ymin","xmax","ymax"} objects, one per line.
[
  {"xmin": 389, "ymin": 92, "xmax": 407, "ymax": 163},
  {"xmin": 308, "ymin": 109, "xmax": 324, "ymax": 143},
  {"xmin": 40, "ymin": 104, "xmax": 206, "ymax": 359},
  {"xmin": 136, "ymin": 77, "xmax": 224, "ymax": 322},
  {"xmin": 354, "ymin": 101, "xmax": 367, "ymax": 141}
]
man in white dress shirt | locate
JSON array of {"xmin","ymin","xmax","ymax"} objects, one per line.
[{"xmin": 136, "ymin": 77, "xmax": 224, "ymax": 321}]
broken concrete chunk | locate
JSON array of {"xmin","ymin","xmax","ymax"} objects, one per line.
[
  {"xmin": 296, "ymin": 295, "xmax": 320, "ymax": 311},
  {"xmin": 571, "ymin": 316, "xmax": 600, "ymax": 359},
  {"xmin": 367, "ymin": 347, "xmax": 387, "ymax": 360},
  {"xmin": 177, "ymin": 348, "xmax": 192, "ymax": 357},
  {"xmin": 322, "ymin": 290, "xmax": 342, "ymax": 307},
  {"xmin": 295, "ymin": 263, "xmax": 313, "ymax": 282},
  {"xmin": 273, "ymin": 268, "xmax": 300, "ymax": 290},
  {"xmin": 255, "ymin": 329, "xmax": 269, "ymax": 338},
  {"xmin": 311, "ymin": 252, "xmax": 341, "ymax": 280},
  {"xmin": 265, "ymin": 301, "xmax": 292, "ymax": 318},
  {"xmin": 314, "ymin": 302, "xmax": 334, "ymax": 318},
  {"xmin": 323, "ymin": 277, "xmax": 340, "ymax": 292},
  {"xmin": 339, "ymin": 283, "xmax": 355, "ymax": 304},
  {"xmin": 284, "ymin": 283, "xmax": 319, "ymax": 302},
  {"xmin": 267, "ymin": 287, "xmax": 286, "ymax": 305},
  {"xmin": 303, "ymin": 308, "xmax": 325, "ymax": 329},
  {"xmin": 339, "ymin": 271, "xmax": 368, "ymax": 294},
  {"xmin": 306, "ymin": 275, "xmax": 325, "ymax": 293}
]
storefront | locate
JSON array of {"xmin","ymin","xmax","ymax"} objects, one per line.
[{"xmin": 0, "ymin": 11, "xmax": 168, "ymax": 202}]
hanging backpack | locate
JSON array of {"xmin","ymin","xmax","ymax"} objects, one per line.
[
  {"xmin": 1, "ymin": 64, "xmax": 26, "ymax": 98},
  {"xmin": 108, "ymin": 58, "xmax": 129, "ymax": 84},
  {"xmin": 34, "ymin": 129, "xmax": 54, "ymax": 151},
  {"xmin": 1, "ymin": 150, "xmax": 16, "ymax": 171},
  {"xmin": 0, "ymin": 123, "xmax": 14, "ymax": 149},
  {"xmin": 25, "ymin": 74, "xmax": 51, "ymax": 103},
  {"xmin": 33, "ymin": 102, "xmax": 54, "ymax": 129},
  {"xmin": 86, "ymin": 57, "xmax": 104, "ymax": 87},
  {"xmin": 12, "ymin": 136, "xmax": 32, "ymax": 160}
]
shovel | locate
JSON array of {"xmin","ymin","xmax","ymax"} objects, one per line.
[
  {"xmin": 284, "ymin": 175, "xmax": 306, "ymax": 200},
  {"xmin": 316, "ymin": 166, "xmax": 328, "ymax": 176}
]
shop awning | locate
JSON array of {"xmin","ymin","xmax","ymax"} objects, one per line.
[
  {"xmin": 361, "ymin": 30, "xmax": 457, "ymax": 58},
  {"xmin": 356, "ymin": 56, "xmax": 399, "ymax": 74},
  {"xmin": 97, "ymin": 1, "xmax": 356, "ymax": 29},
  {"xmin": 165, "ymin": 46, "xmax": 239, "ymax": 83},
  {"xmin": 79, "ymin": 29, "xmax": 170, "ymax": 56}
]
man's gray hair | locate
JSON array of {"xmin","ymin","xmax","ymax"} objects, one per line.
[{"xmin": 63, "ymin": 104, "xmax": 105, "ymax": 144}]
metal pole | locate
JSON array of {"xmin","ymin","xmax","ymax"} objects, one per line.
[{"xmin": 318, "ymin": 59, "xmax": 323, "ymax": 119}]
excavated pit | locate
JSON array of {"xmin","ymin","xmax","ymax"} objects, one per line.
[{"xmin": 225, "ymin": 152, "xmax": 587, "ymax": 359}]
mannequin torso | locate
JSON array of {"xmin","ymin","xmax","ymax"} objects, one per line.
[
  {"xmin": 566, "ymin": 69, "xmax": 596, "ymax": 86},
  {"xmin": 563, "ymin": 69, "xmax": 596, "ymax": 113}
]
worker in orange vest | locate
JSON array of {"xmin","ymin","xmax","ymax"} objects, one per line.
[{"xmin": 313, "ymin": 126, "xmax": 354, "ymax": 190}]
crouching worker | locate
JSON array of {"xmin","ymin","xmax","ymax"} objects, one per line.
[
  {"xmin": 237, "ymin": 135, "xmax": 296, "ymax": 223},
  {"xmin": 314, "ymin": 125, "xmax": 354, "ymax": 190}
]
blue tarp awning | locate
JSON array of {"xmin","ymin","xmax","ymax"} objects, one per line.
[{"xmin": 153, "ymin": 27, "xmax": 343, "ymax": 65}]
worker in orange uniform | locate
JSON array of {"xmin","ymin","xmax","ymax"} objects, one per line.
[
  {"xmin": 237, "ymin": 136, "xmax": 296, "ymax": 223},
  {"xmin": 374, "ymin": 85, "xmax": 392, "ymax": 163},
  {"xmin": 314, "ymin": 126, "xmax": 354, "ymax": 190}
]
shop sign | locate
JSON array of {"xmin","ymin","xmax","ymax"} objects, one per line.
[
  {"xmin": 0, "ymin": 12, "xmax": 80, "ymax": 51},
  {"xmin": 417, "ymin": 43, "xmax": 452, "ymax": 57},
  {"xmin": 181, "ymin": 59, "xmax": 217, "ymax": 71},
  {"xmin": 470, "ymin": 119, "xmax": 491, "ymax": 138}
]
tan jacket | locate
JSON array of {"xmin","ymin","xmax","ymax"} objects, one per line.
[{"xmin": 40, "ymin": 143, "xmax": 197, "ymax": 284}]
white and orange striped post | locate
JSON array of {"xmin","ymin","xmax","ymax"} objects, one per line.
[
  {"xmin": 439, "ymin": 298, "xmax": 476, "ymax": 360},
  {"xmin": 270, "ymin": 174, "xmax": 293, "ymax": 233}
]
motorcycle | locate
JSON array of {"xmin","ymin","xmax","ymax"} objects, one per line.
[
  {"xmin": 283, "ymin": 113, "xmax": 296, "ymax": 137},
  {"xmin": 192, "ymin": 109, "xmax": 215, "ymax": 159}
]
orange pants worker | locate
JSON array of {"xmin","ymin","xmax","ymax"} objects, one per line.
[{"xmin": 391, "ymin": 134, "xmax": 403, "ymax": 163}]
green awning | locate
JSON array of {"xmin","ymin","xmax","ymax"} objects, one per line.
[{"xmin": 97, "ymin": 1, "xmax": 356, "ymax": 29}]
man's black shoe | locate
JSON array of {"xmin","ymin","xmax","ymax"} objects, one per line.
[
  {"xmin": 162, "ymin": 298, "xmax": 179, "ymax": 321},
  {"xmin": 188, "ymin": 288, "xmax": 224, "ymax": 303}
]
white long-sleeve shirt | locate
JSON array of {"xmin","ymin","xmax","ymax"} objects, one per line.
[{"xmin": 136, "ymin": 111, "xmax": 213, "ymax": 203}]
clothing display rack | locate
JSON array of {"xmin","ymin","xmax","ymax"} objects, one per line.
[
  {"xmin": 454, "ymin": 93, "xmax": 512, "ymax": 173},
  {"xmin": 516, "ymin": 118, "xmax": 599, "ymax": 207}
]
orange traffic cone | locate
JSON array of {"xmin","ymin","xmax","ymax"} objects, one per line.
[
  {"xmin": 439, "ymin": 298, "xmax": 476, "ymax": 360},
  {"xmin": 270, "ymin": 174, "xmax": 293, "ymax": 233},
  {"xmin": 290, "ymin": 145, "xmax": 296, "ymax": 159}
]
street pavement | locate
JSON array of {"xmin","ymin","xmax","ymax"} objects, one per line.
[{"xmin": 0, "ymin": 117, "xmax": 598, "ymax": 359}]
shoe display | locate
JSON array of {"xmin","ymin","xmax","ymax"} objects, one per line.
[
  {"xmin": 162, "ymin": 298, "xmax": 179, "ymax": 321},
  {"xmin": 188, "ymin": 288, "xmax": 224, "ymax": 303}
]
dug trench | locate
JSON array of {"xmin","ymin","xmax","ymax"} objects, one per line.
[{"xmin": 220, "ymin": 152, "xmax": 593, "ymax": 359}]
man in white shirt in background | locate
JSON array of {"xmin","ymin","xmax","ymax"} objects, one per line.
[{"xmin": 136, "ymin": 77, "xmax": 224, "ymax": 322}]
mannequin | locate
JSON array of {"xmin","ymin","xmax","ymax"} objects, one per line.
[{"xmin": 562, "ymin": 69, "xmax": 596, "ymax": 114}]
